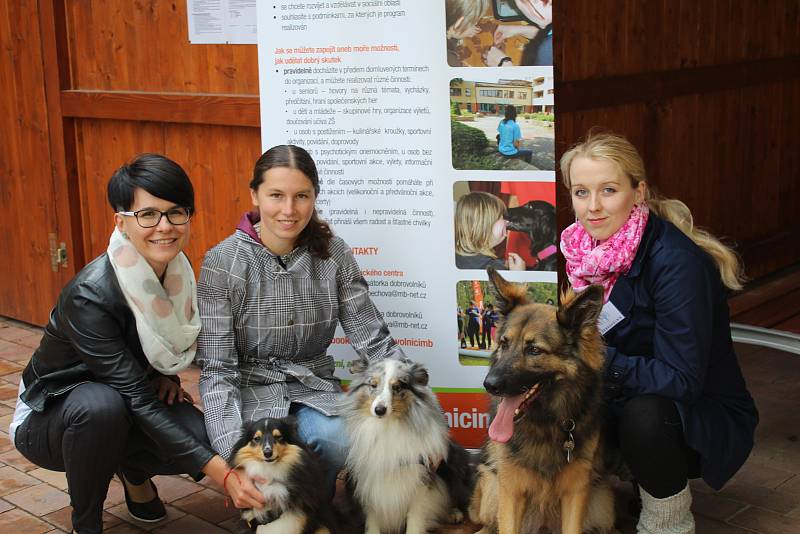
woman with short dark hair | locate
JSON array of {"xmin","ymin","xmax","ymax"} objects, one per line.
[
  {"xmin": 9, "ymin": 154, "xmax": 263, "ymax": 534},
  {"xmin": 196, "ymin": 144, "xmax": 405, "ymax": 501}
]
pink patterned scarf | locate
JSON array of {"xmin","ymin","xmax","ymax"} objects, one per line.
[{"xmin": 560, "ymin": 204, "xmax": 649, "ymax": 302}]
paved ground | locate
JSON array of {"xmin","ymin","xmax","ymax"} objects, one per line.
[{"xmin": 1, "ymin": 318, "xmax": 799, "ymax": 532}]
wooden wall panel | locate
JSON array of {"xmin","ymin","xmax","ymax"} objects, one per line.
[
  {"xmin": 75, "ymin": 119, "xmax": 261, "ymax": 271},
  {"xmin": 65, "ymin": 1, "xmax": 259, "ymax": 93},
  {"xmin": 559, "ymin": 0, "xmax": 800, "ymax": 80},
  {"xmin": 0, "ymin": 0, "xmax": 73, "ymax": 324}
]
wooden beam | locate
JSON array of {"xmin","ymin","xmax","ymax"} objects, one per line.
[
  {"xmin": 558, "ymin": 56, "xmax": 800, "ymax": 112},
  {"xmin": 60, "ymin": 90, "xmax": 261, "ymax": 127},
  {"xmin": 38, "ymin": 0, "xmax": 84, "ymax": 276}
]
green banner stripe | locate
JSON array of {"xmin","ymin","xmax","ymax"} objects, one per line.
[{"xmin": 432, "ymin": 387, "xmax": 486, "ymax": 393}]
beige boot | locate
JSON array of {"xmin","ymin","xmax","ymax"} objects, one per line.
[{"xmin": 637, "ymin": 483, "xmax": 695, "ymax": 534}]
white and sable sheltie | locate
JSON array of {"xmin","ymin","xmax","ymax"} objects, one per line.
[
  {"xmin": 342, "ymin": 358, "xmax": 473, "ymax": 534},
  {"xmin": 229, "ymin": 417, "xmax": 338, "ymax": 534}
]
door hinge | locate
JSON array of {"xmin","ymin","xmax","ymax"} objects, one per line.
[{"xmin": 48, "ymin": 232, "xmax": 68, "ymax": 272}]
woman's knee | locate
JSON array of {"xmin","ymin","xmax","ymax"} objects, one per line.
[
  {"xmin": 64, "ymin": 383, "xmax": 130, "ymax": 430},
  {"xmin": 617, "ymin": 395, "xmax": 682, "ymax": 452},
  {"xmin": 293, "ymin": 409, "xmax": 348, "ymax": 470}
]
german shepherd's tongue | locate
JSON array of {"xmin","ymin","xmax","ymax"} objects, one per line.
[{"xmin": 488, "ymin": 392, "xmax": 527, "ymax": 443}]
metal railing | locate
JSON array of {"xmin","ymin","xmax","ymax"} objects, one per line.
[{"xmin": 731, "ymin": 323, "xmax": 800, "ymax": 355}]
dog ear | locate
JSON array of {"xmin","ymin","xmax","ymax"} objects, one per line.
[
  {"xmin": 348, "ymin": 358, "xmax": 368, "ymax": 376},
  {"xmin": 487, "ymin": 266, "xmax": 529, "ymax": 316},
  {"xmin": 557, "ymin": 285, "xmax": 604, "ymax": 333},
  {"xmin": 410, "ymin": 362, "xmax": 429, "ymax": 386}
]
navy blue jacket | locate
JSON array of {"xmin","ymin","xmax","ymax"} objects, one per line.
[{"xmin": 604, "ymin": 214, "xmax": 758, "ymax": 490}]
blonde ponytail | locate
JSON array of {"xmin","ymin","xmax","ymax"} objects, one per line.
[
  {"xmin": 561, "ymin": 131, "xmax": 745, "ymax": 291},
  {"xmin": 647, "ymin": 196, "xmax": 745, "ymax": 290}
]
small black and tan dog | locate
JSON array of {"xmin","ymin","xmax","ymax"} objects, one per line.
[
  {"xmin": 469, "ymin": 268, "xmax": 615, "ymax": 534},
  {"xmin": 229, "ymin": 417, "xmax": 338, "ymax": 534}
]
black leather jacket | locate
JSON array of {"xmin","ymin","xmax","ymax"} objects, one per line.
[{"xmin": 21, "ymin": 254, "xmax": 214, "ymax": 474}]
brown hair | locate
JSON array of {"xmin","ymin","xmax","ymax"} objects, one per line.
[{"xmin": 251, "ymin": 145, "xmax": 333, "ymax": 259}]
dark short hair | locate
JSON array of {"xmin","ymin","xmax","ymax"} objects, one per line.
[
  {"xmin": 251, "ymin": 145, "xmax": 332, "ymax": 258},
  {"xmin": 107, "ymin": 154, "xmax": 194, "ymax": 212}
]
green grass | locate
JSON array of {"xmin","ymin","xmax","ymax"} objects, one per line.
[{"xmin": 459, "ymin": 354, "xmax": 491, "ymax": 366}]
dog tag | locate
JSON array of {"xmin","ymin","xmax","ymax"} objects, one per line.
[
  {"xmin": 598, "ymin": 301, "xmax": 625, "ymax": 335},
  {"xmin": 563, "ymin": 438, "xmax": 575, "ymax": 463}
]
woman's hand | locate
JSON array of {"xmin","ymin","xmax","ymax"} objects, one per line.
[
  {"xmin": 203, "ymin": 456, "xmax": 265, "ymax": 510},
  {"xmin": 151, "ymin": 375, "xmax": 193, "ymax": 405},
  {"xmin": 225, "ymin": 469, "xmax": 267, "ymax": 510},
  {"xmin": 494, "ymin": 24, "xmax": 540, "ymax": 45},
  {"xmin": 507, "ymin": 253, "xmax": 527, "ymax": 271}
]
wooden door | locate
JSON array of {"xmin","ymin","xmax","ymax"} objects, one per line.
[{"xmin": 0, "ymin": 1, "xmax": 75, "ymax": 325}]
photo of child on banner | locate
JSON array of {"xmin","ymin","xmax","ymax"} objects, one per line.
[
  {"xmin": 456, "ymin": 280, "xmax": 556, "ymax": 365},
  {"xmin": 445, "ymin": 0, "xmax": 553, "ymax": 67},
  {"xmin": 454, "ymin": 181, "xmax": 556, "ymax": 272},
  {"xmin": 450, "ymin": 75, "xmax": 554, "ymax": 172}
]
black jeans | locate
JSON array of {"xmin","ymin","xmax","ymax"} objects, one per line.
[
  {"xmin": 15, "ymin": 382, "xmax": 210, "ymax": 534},
  {"xmin": 607, "ymin": 395, "xmax": 701, "ymax": 498}
]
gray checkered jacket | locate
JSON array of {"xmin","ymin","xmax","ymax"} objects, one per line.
[{"xmin": 196, "ymin": 219, "xmax": 403, "ymax": 459}]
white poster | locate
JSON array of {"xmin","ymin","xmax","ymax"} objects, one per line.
[
  {"xmin": 187, "ymin": 0, "xmax": 257, "ymax": 44},
  {"xmin": 258, "ymin": 1, "xmax": 556, "ymax": 446}
]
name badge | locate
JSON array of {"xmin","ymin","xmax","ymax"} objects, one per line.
[{"xmin": 598, "ymin": 301, "xmax": 625, "ymax": 335}]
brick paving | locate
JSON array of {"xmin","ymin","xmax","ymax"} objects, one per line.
[{"xmin": 0, "ymin": 318, "xmax": 799, "ymax": 532}]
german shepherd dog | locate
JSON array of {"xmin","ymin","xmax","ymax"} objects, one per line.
[
  {"xmin": 469, "ymin": 269, "xmax": 614, "ymax": 534},
  {"xmin": 342, "ymin": 358, "xmax": 473, "ymax": 534},
  {"xmin": 505, "ymin": 200, "xmax": 557, "ymax": 271},
  {"xmin": 229, "ymin": 417, "xmax": 338, "ymax": 534}
]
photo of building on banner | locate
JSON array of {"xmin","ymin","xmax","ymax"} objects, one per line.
[{"xmin": 258, "ymin": 1, "xmax": 555, "ymax": 447}]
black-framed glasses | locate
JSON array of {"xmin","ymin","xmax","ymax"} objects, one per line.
[{"xmin": 117, "ymin": 207, "xmax": 193, "ymax": 228}]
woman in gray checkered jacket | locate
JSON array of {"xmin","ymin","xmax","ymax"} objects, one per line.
[{"xmin": 196, "ymin": 145, "xmax": 405, "ymax": 498}]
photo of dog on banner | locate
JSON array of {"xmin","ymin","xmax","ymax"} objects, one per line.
[{"xmin": 11, "ymin": 133, "xmax": 756, "ymax": 534}]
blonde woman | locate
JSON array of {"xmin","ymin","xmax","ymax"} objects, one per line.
[
  {"xmin": 560, "ymin": 131, "xmax": 758, "ymax": 534},
  {"xmin": 455, "ymin": 191, "xmax": 526, "ymax": 270}
]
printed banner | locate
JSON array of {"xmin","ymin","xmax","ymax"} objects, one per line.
[{"xmin": 258, "ymin": 0, "xmax": 556, "ymax": 447}]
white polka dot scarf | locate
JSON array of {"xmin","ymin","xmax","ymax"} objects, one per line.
[{"xmin": 107, "ymin": 228, "xmax": 199, "ymax": 374}]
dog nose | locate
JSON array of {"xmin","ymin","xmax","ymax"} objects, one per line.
[
  {"xmin": 263, "ymin": 445, "xmax": 273, "ymax": 458},
  {"xmin": 374, "ymin": 404, "xmax": 387, "ymax": 417},
  {"xmin": 483, "ymin": 374, "xmax": 503, "ymax": 396}
]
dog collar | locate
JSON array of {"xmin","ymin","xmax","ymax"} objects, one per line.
[{"xmin": 537, "ymin": 245, "xmax": 557, "ymax": 261}]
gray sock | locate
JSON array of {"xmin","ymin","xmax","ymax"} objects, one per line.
[{"xmin": 637, "ymin": 483, "xmax": 695, "ymax": 534}]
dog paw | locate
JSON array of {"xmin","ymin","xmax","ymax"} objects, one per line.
[{"xmin": 447, "ymin": 508, "xmax": 465, "ymax": 524}]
